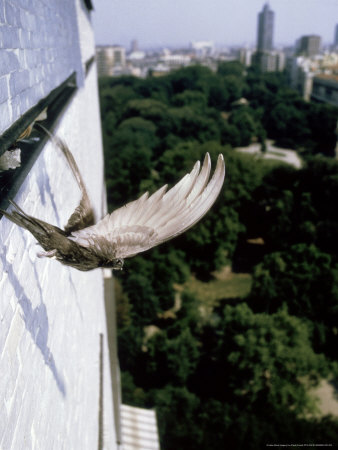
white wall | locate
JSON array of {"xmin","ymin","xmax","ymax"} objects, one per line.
[
  {"xmin": 0, "ymin": 0, "xmax": 118, "ymax": 447},
  {"xmin": 0, "ymin": 0, "xmax": 83, "ymax": 135},
  {"xmin": 0, "ymin": 62, "xmax": 117, "ymax": 450}
]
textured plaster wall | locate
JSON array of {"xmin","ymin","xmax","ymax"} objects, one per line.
[
  {"xmin": 0, "ymin": 0, "xmax": 117, "ymax": 448},
  {"xmin": 0, "ymin": 64, "xmax": 117, "ymax": 450},
  {"xmin": 0, "ymin": 0, "xmax": 83, "ymax": 135}
]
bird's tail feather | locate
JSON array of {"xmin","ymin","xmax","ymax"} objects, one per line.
[{"xmin": 0, "ymin": 201, "xmax": 49, "ymax": 233}]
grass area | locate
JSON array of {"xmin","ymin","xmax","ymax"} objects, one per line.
[{"xmin": 179, "ymin": 268, "xmax": 252, "ymax": 308}]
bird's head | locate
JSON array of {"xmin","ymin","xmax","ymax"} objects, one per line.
[{"xmin": 100, "ymin": 258, "xmax": 124, "ymax": 271}]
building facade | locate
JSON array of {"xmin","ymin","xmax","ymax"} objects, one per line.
[
  {"xmin": 286, "ymin": 52, "xmax": 338, "ymax": 100},
  {"xmin": 257, "ymin": 3, "xmax": 274, "ymax": 52},
  {"xmin": 239, "ymin": 48, "xmax": 253, "ymax": 67},
  {"xmin": 253, "ymin": 3, "xmax": 281, "ymax": 73},
  {"xmin": 0, "ymin": 1, "xmax": 119, "ymax": 448},
  {"xmin": 311, "ymin": 74, "xmax": 338, "ymax": 107},
  {"xmin": 334, "ymin": 24, "xmax": 338, "ymax": 49},
  {"xmin": 298, "ymin": 35, "xmax": 321, "ymax": 57},
  {"xmin": 96, "ymin": 45, "xmax": 126, "ymax": 77}
]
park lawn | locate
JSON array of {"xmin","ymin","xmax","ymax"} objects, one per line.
[{"xmin": 179, "ymin": 268, "xmax": 252, "ymax": 307}]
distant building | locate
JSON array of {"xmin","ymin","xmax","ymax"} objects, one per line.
[
  {"xmin": 334, "ymin": 24, "xmax": 338, "ymax": 49},
  {"xmin": 276, "ymin": 51, "xmax": 286, "ymax": 71},
  {"xmin": 257, "ymin": 3, "xmax": 275, "ymax": 52},
  {"xmin": 298, "ymin": 35, "xmax": 321, "ymax": 57},
  {"xmin": 151, "ymin": 64, "xmax": 171, "ymax": 77},
  {"xmin": 191, "ymin": 41, "xmax": 215, "ymax": 57},
  {"xmin": 286, "ymin": 56, "xmax": 315, "ymax": 100},
  {"xmin": 286, "ymin": 53, "xmax": 338, "ymax": 100},
  {"xmin": 311, "ymin": 74, "xmax": 338, "ymax": 107},
  {"xmin": 128, "ymin": 51, "xmax": 146, "ymax": 61},
  {"xmin": 260, "ymin": 51, "xmax": 277, "ymax": 72},
  {"xmin": 300, "ymin": 71, "xmax": 314, "ymax": 101},
  {"xmin": 283, "ymin": 46, "xmax": 296, "ymax": 58},
  {"xmin": 253, "ymin": 3, "xmax": 279, "ymax": 73},
  {"xmin": 239, "ymin": 48, "xmax": 253, "ymax": 67},
  {"xmin": 131, "ymin": 39, "xmax": 139, "ymax": 53},
  {"xmin": 252, "ymin": 50, "xmax": 285, "ymax": 73},
  {"xmin": 161, "ymin": 49, "xmax": 191, "ymax": 68},
  {"xmin": 96, "ymin": 45, "xmax": 126, "ymax": 77}
]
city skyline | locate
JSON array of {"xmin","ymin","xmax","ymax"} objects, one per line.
[{"xmin": 93, "ymin": 0, "xmax": 338, "ymax": 49}]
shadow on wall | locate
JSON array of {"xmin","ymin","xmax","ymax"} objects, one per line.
[
  {"xmin": 36, "ymin": 154, "xmax": 62, "ymax": 226},
  {"xmin": 2, "ymin": 246, "xmax": 66, "ymax": 397}
]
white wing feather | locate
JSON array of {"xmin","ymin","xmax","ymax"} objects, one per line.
[{"xmin": 70, "ymin": 153, "xmax": 225, "ymax": 259}]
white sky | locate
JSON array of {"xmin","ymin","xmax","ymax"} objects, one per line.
[{"xmin": 92, "ymin": 0, "xmax": 338, "ymax": 49}]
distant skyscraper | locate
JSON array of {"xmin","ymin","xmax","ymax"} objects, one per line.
[
  {"xmin": 257, "ymin": 3, "xmax": 275, "ymax": 51},
  {"xmin": 334, "ymin": 24, "xmax": 338, "ymax": 47}
]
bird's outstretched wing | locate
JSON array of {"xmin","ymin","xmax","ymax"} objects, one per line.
[
  {"xmin": 70, "ymin": 153, "xmax": 225, "ymax": 260},
  {"xmin": 37, "ymin": 124, "xmax": 95, "ymax": 233}
]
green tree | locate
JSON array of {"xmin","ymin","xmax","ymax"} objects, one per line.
[
  {"xmin": 307, "ymin": 103, "xmax": 338, "ymax": 156},
  {"xmin": 123, "ymin": 273, "xmax": 160, "ymax": 325},
  {"xmin": 197, "ymin": 303, "xmax": 329, "ymax": 414},
  {"xmin": 168, "ymin": 65, "xmax": 216, "ymax": 96},
  {"xmin": 143, "ymin": 327, "xmax": 200, "ymax": 386},
  {"xmin": 267, "ymin": 102, "xmax": 311, "ymax": 148},
  {"xmin": 120, "ymin": 371, "xmax": 148, "ymax": 407},
  {"xmin": 118, "ymin": 117, "xmax": 158, "ymax": 147},
  {"xmin": 167, "ymin": 106, "xmax": 220, "ymax": 143},
  {"xmin": 250, "ymin": 158, "xmax": 338, "ymax": 258},
  {"xmin": 250, "ymin": 244, "xmax": 338, "ymax": 316},
  {"xmin": 172, "ymin": 89, "xmax": 207, "ymax": 111},
  {"xmin": 150, "ymin": 385, "xmax": 202, "ymax": 450},
  {"xmin": 99, "ymin": 69, "xmax": 338, "ymax": 450},
  {"xmin": 217, "ymin": 61, "xmax": 245, "ymax": 78},
  {"xmin": 99, "ymin": 83, "xmax": 140, "ymax": 121},
  {"xmin": 229, "ymin": 108, "xmax": 257, "ymax": 146},
  {"xmin": 105, "ymin": 143, "xmax": 152, "ymax": 208},
  {"xmin": 249, "ymin": 244, "xmax": 338, "ymax": 357}
]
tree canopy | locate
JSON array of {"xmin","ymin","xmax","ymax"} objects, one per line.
[{"xmin": 100, "ymin": 63, "xmax": 338, "ymax": 449}]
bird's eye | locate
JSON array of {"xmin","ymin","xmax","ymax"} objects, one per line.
[{"xmin": 113, "ymin": 259, "xmax": 124, "ymax": 270}]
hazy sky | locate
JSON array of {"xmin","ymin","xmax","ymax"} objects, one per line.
[{"xmin": 92, "ymin": 0, "xmax": 338, "ymax": 49}]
